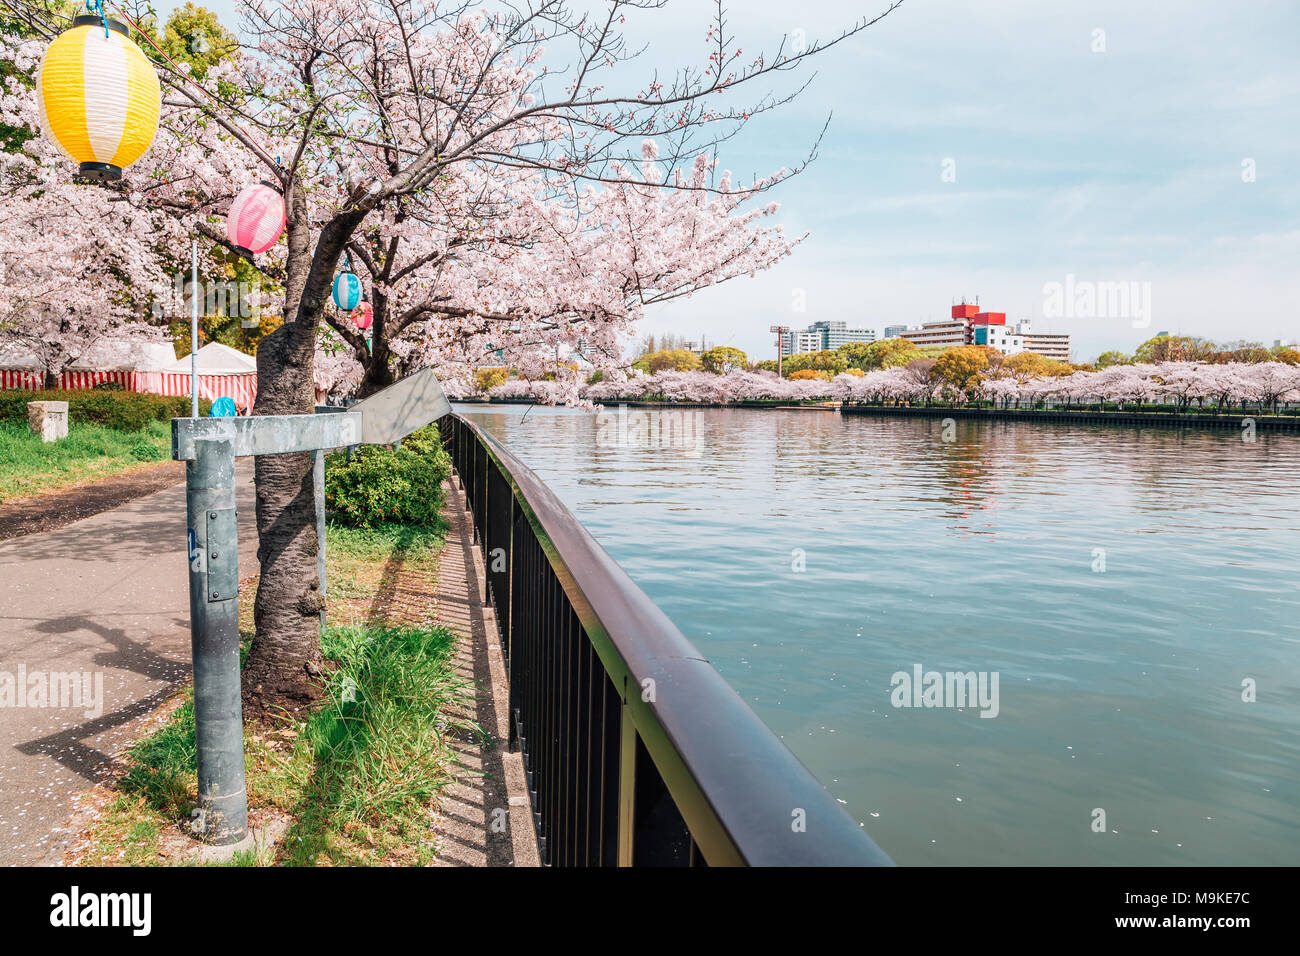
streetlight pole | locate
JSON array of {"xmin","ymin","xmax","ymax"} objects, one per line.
[
  {"xmin": 769, "ymin": 325, "xmax": 790, "ymax": 378},
  {"xmin": 191, "ymin": 240, "xmax": 199, "ymax": 418}
]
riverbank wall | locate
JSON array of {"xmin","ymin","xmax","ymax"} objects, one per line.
[
  {"xmin": 841, "ymin": 404, "xmax": 1300, "ymax": 432},
  {"xmin": 459, "ymin": 398, "xmax": 839, "ymax": 411}
]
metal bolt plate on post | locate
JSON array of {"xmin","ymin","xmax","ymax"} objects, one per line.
[{"xmin": 206, "ymin": 509, "xmax": 238, "ymax": 602}]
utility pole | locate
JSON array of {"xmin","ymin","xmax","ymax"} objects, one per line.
[
  {"xmin": 190, "ymin": 240, "xmax": 199, "ymax": 419},
  {"xmin": 769, "ymin": 325, "xmax": 790, "ymax": 378}
]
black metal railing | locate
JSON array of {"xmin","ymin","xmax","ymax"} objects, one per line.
[{"xmin": 439, "ymin": 413, "xmax": 892, "ymax": 867}]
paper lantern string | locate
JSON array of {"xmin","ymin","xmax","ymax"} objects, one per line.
[
  {"xmin": 86, "ymin": 0, "xmax": 109, "ymax": 37},
  {"xmin": 102, "ymin": 1, "xmax": 222, "ymax": 107}
]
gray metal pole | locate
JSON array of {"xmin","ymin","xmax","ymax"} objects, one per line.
[
  {"xmin": 190, "ymin": 240, "xmax": 199, "ymax": 419},
  {"xmin": 314, "ymin": 448, "xmax": 326, "ymax": 635},
  {"xmin": 185, "ymin": 438, "xmax": 248, "ymax": 844}
]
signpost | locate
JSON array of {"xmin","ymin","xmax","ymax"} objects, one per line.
[{"xmin": 172, "ymin": 370, "xmax": 451, "ymax": 847}]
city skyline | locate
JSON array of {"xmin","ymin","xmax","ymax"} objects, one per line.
[{"xmin": 616, "ymin": 0, "xmax": 1299, "ymax": 363}]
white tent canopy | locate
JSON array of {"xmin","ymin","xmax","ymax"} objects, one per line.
[
  {"xmin": 159, "ymin": 342, "xmax": 259, "ymax": 410},
  {"xmin": 166, "ymin": 342, "xmax": 258, "ymax": 375},
  {"xmin": 68, "ymin": 338, "xmax": 177, "ymax": 372},
  {"xmin": 0, "ymin": 345, "xmax": 41, "ymax": 370}
]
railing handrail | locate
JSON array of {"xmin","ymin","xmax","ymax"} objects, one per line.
[{"xmin": 447, "ymin": 412, "xmax": 892, "ymax": 866}]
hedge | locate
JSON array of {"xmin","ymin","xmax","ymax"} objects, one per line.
[
  {"xmin": 324, "ymin": 424, "xmax": 450, "ymax": 528},
  {"xmin": 0, "ymin": 389, "xmax": 211, "ymax": 432}
]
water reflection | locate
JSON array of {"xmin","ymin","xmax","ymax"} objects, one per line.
[{"xmin": 459, "ymin": 404, "xmax": 1300, "ymax": 865}]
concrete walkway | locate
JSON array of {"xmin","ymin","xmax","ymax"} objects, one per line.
[
  {"xmin": 0, "ymin": 462, "xmax": 257, "ymax": 866},
  {"xmin": 427, "ymin": 478, "xmax": 538, "ymax": 867}
]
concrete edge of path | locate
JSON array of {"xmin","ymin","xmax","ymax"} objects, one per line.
[
  {"xmin": 430, "ymin": 476, "xmax": 540, "ymax": 867},
  {"xmin": 0, "ymin": 461, "xmax": 186, "ymax": 543}
]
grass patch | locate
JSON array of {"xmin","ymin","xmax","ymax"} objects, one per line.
[
  {"xmin": 73, "ymin": 519, "xmax": 471, "ymax": 866},
  {"xmin": 0, "ymin": 419, "xmax": 172, "ymax": 503},
  {"xmin": 326, "ymin": 521, "xmax": 446, "ymax": 607},
  {"xmin": 77, "ymin": 621, "xmax": 467, "ymax": 866},
  {"xmin": 280, "ymin": 623, "xmax": 463, "ymax": 865}
]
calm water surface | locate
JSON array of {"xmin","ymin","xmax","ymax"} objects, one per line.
[{"xmin": 456, "ymin": 404, "xmax": 1300, "ymax": 865}]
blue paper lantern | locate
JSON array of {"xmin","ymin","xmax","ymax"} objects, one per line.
[{"xmin": 333, "ymin": 272, "xmax": 362, "ymax": 311}]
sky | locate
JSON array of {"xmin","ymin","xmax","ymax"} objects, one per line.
[{"xmin": 155, "ymin": 0, "xmax": 1300, "ymax": 363}]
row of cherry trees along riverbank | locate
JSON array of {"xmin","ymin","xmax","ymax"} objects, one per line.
[{"xmin": 487, "ymin": 362, "xmax": 1300, "ymax": 412}]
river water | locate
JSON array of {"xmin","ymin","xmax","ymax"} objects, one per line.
[{"xmin": 456, "ymin": 403, "xmax": 1300, "ymax": 866}]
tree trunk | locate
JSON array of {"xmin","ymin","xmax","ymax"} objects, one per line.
[
  {"xmin": 356, "ymin": 295, "xmax": 393, "ymax": 398},
  {"xmin": 242, "ymin": 186, "xmax": 331, "ymax": 717},
  {"xmin": 242, "ymin": 321, "xmax": 325, "ymax": 716},
  {"xmin": 43, "ymin": 369, "xmax": 57, "ymax": 389}
]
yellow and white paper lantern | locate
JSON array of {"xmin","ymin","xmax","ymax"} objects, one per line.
[{"xmin": 36, "ymin": 15, "xmax": 162, "ymax": 181}]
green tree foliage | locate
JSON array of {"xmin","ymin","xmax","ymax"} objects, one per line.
[
  {"xmin": 634, "ymin": 348, "xmax": 702, "ymax": 373},
  {"xmin": 783, "ymin": 350, "xmax": 848, "ymax": 377},
  {"xmin": 932, "ymin": 346, "xmax": 990, "ymax": 394},
  {"xmin": 158, "ymin": 3, "xmax": 239, "ymax": 80},
  {"xmin": 170, "ymin": 307, "xmax": 282, "ymax": 356},
  {"xmin": 700, "ymin": 345, "xmax": 747, "ymax": 373},
  {"xmin": 837, "ymin": 337, "xmax": 919, "ymax": 371},
  {"xmin": 833, "ymin": 341, "xmax": 874, "ymax": 369},
  {"xmin": 1209, "ymin": 342, "xmax": 1272, "ymax": 364},
  {"xmin": 473, "ymin": 367, "xmax": 508, "ymax": 393},
  {"xmin": 1128, "ymin": 335, "xmax": 1283, "ymax": 366},
  {"xmin": 1095, "ymin": 350, "xmax": 1132, "ymax": 368},
  {"xmin": 1134, "ymin": 334, "xmax": 1211, "ymax": 363}
]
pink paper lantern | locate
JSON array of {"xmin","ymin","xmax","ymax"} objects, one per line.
[
  {"xmin": 353, "ymin": 301, "xmax": 374, "ymax": 331},
  {"xmin": 226, "ymin": 181, "xmax": 285, "ymax": 255}
]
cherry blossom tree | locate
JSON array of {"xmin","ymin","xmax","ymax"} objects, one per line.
[
  {"xmin": 560, "ymin": 362, "xmax": 1300, "ymax": 411},
  {"xmin": 0, "ymin": 171, "xmax": 171, "ymax": 384},
  {"xmin": 4, "ymin": 0, "xmax": 907, "ymax": 710},
  {"xmin": 323, "ymin": 147, "xmax": 800, "ymax": 400}
]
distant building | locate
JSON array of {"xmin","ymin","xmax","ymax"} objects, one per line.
[
  {"xmin": 1018, "ymin": 319, "xmax": 1072, "ymax": 362},
  {"xmin": 883, "ymin": 325, "xmax": 910, "ymax": 339},
  {"xmin": 781, "ymin": 320, "xmax": 877, "ymax": 356},
  {"xmin": 973, "ymin": 323, "xmax": 1025, "ymax": 354},
  {"xmin": 782, "ymin": 329, "xmax": 825, "ymax": 356},
  {"xmin": 900, "ymin": 301, "xmax": 1071, "ymax": 361},
  {"xmin": 900, "ymin": 320, "xmax": 968, "ymax": 349}
]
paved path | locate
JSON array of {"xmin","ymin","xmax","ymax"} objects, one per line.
[
  {"xmin": 427, "ymin": 479, "xmax": 538, "ymax": 867},
  {"xmin": 0, "ymin": 462, "xmax": 257, "ymax": 865}
]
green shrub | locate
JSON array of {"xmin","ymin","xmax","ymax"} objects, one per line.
[
  {"xmin": 0, "ymin": 390, "xmax": 210, "ymax": 432},
  {"xmin": 129, "ymin": 440, "xmax": 165, "ymax": 462},
  {"xmin": 324, "ymin": 424, "xmax": 450, "ymax": 528}
]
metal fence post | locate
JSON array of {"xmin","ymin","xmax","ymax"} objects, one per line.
[
  {"xmin": 185, "ymin": 438, "xmax": 249, "ymax": 845},
  {"xmin": 616, "ymin": 704, "xmax": 637, "ymax": 866},
  {"xmin": 314, "ymin": 448, "xmax": 326, "ymax": 635}
]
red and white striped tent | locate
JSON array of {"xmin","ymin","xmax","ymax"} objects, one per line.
[
  {"xmin": 1, "ymin": 339, "xmax": 178, "ymax": 391},
  {"xmin": 61, "ymin": 340, "xmax": 178, "ymax": 392},
  {"xmin": 161, "ymin": 343, "xmax": 259, "ymax": 411}
]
